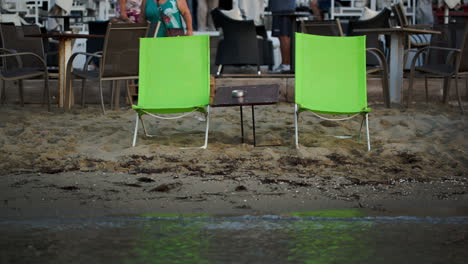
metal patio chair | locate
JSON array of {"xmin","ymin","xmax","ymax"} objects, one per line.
[
  {"xmin": 66, "ymin": 22, "xmax": 149, "ymax": 114},
  {"xmin": 407, "ymin": 23, "xmax": 468, "ymax": 114},
  {"xmin": 0, "ymin": 23, "xmax": 50, "ymax": 110},
  {"xmin": 348, "ymin": 8, "xmax": 391, "ymax": 108}
]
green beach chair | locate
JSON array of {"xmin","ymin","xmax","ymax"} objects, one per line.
[
  {"xmin": 294, "ymin": 33, "xmax": 371, "ymax": 151},
  {"xmin": 132, "ymin": 35, "xmax": 211, "ymax": 148}
]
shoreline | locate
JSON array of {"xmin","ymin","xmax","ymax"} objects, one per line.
[
  {"xmin": 1, "ymin": 102, "xmax": 467, "ymax": 220},
  {"xmin": 1, "ymin": 170, "xmax": 467, "ymax": 220}
]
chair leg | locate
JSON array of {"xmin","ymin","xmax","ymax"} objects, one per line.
[
  {"xmin": 465, "ymin": 77, "xmax": 468, "ymax": 101},
  {"xmin": 140, "ymin": 116, "xmax": 154, "ymax": 137},
  {"xmin": 110, "ymin": 80, "xmax": 115, "ymax": 109},
  {"xmin": 407, "ymin": 68, "xmax": 416, "ymax": 107},
  {"xmin": 1, "ymin": 80, "xmax": 6, "ymax": 105},
  {"xmin": 358, "ymin": 115, "xmax": 365, "ymax": 140},
  {"xmin": 294, "ymin": 104, "xmax": 299, "ymax": 149},
  {"xmin": 99, "ymin": 80, "xmax": 105, "ymax": 114},
  {"xmin": 132, "ymin": 113, "xmax": 139, "ymax": 147},
  {"xmin": 81, "ymin": 79, "xmax": 86, "ymax": 107},
  {"xmin": 443, "ymin": 76, "xmax": 451, "ymax": 104},
  {"xmin": 18, "ymin": 80, "xmax": 24, "ymax": 107},
  {"xmin": 454, "ymin": 74, "xmax": 464, "ymax": 114},
  {"xmin": 365, "ymin": 113, "xmax": 371, "ymax": 152},
  {"xmin": 424, "ymin": 76, "xmax": 429, "ymax": 103},
  {"xmin": 216, "ymin": 65, "xmax": 223, "ymax": 76},
  {"xmin": 201, "ymin": 105, "xmax": 211, "ymax": 149},
  {"xmin": 44, "ymin": 73, "xmax": 51, "ymax": 112},
  {"xmin": 126, "ymin": 80, "xmax": 133, "ymax": 106},
  {"xmin": 42, "ymin": 79, "xmax": 46, "ymax": 104},
  {"xmin": 380, "ymin": 68, "xmax": 390, "ymax": 108}
]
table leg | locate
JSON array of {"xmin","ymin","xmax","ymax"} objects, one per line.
[
  {"xmin": 64, "ymin": 17, "xmax": 71, "ymax": 32},
  {"xmin": 252, "ymin": 105, "xmax": 256, "ymax": 146},
  {"xmin": 113, "ymin": 80, "xmax": 121, "ymax": 110},
  {"xmin": 240, "ymin": 106, "xmax": 244, "ymax": 143},
  {"xmin": 389, "ymin": 33, "xmax": 404, "ymax": 104},
  {"xmin": 59, "ymin": 38, "xmax": 73, "ymax": 108},
  {"xmin": 290, "ymin": 16, "xmax": 297, "ymax": 73}
]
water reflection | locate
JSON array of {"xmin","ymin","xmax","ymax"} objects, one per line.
[{"xmin": 1, "ymin": 211, "xmax": 467, "ymax": 263}]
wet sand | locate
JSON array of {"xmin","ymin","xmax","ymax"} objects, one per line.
[{"xmin": 0, "ymin": 98, "xmax": 467, "ymax": 219}]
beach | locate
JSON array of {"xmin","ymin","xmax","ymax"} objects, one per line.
[{"xmin": 1, "ymin": 81, "xmax": 467, "ymax": 219}]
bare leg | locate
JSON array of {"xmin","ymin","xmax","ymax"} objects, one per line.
[
  {"xmin": 278, "ymin": 36, "xmax": 290, "ymax": 65},
  {"xmin": 197, "ymin": 0, "xmax": 208, "ymax": 31},
  {"xmin": 206, "ymin": 0, "xmax": 219, "ymax": 31},
  {"xmin": 310, "ymin": 0, "xmax": 322, "ymax": 20}
]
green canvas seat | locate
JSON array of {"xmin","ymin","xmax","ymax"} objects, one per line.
[
  {"xmin": 132, "ymin": 35, "xmax": 211, "ymax": 148},
  {"xmin": 294, "ymin": 33, "xmax": 371, "ymax": 151}
]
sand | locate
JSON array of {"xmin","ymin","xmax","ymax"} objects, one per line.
[{"xmin": 0, "ymin": 96, "xmax": 467, "ymax": 219}]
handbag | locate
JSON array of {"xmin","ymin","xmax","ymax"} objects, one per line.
[{"xmin": 156, "ymin": 1, "xmax": 185, "ymax": 37}]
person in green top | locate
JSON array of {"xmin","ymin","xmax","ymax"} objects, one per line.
[{"xmin": 139, "ymin": 0, "xmax": 193, "ymax": 37}]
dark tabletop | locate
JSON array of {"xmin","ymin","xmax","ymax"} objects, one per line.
[
  {"xmin": 212, "ymin": 84, "xmax": 280, "ymax": 107},
  {"xmin": 25, "ymin": 33, "xmax": 104, "ymax": 39},
  {"xmin": 354, "ymin": 27, "xmax": 441, "ymax": 35}
]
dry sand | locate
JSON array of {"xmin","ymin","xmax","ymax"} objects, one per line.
[{"xmin": 0, "ymin": 94, "xmax": 467, "ymax": 219}]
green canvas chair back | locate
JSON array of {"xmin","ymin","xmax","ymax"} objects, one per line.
[
  {"xmin": 295, "ymin": 33, "xmax": 369, "ymax": 115},
  {"xmin": 133, "ymin": 35, "xmax": 210, "ymax": 114}
]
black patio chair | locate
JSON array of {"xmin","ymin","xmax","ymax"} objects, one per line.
[
  {"xmin": 347, "ymin": 9, "xmax": 392, "ymax": 108},
  {"xmin": 211, "ymin": 8, "xmax": 273, "ymax": 75},
  {"xmin": 87, "ymin": 21, "xmax": 108, "ymax": 68},
  {"xmin": 66, "ymin": 22, "xmax": 149, "ymax": 114},
  {"xmin": 300, "ymin": 19, "xmax": 344, "ymax": 36},
  {"xmin": 0, "ymin": 23, "xmax": 50, "ymax": 111},
  {"xmin": 407, "ymin": 23, "xmax": 468, "ymax": 114}
]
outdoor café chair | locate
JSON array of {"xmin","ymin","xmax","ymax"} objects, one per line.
[
  {"xmin": 407, "ymin": 23, "xmax": 468, "ymax": 114},
  {"xmin": 348, "ymin": 8, "xmax": 391, "ymax": 108},
  {"xmin": 0, "ymin": 23, "xmax": 50, "ymax": 111},
  {"xmin": 211, "ymin": 8, "xmax": 271, "ymax": 76},
  {"xmin": 300, "ymin": 19, "xmax": 344, "ymax": 37},
  {"xmin": 66, "ymin": 22, "xmax": 149, "ymax": 114},
  {"xmin": 86, "ymin": 20, "xmax": 108, "ymax": 68},
  {"xmin": 294, "ymin": 33, "xmax": 371, "ymax": 151},
  {"xmin": 391, "ymin": 1, "xmax": 431, "ymax": 66},
  {"xmin": 131, "ymin": 35, "xmax": 211, "ymax": 148},
  {"xmin": 391, "ymin": 1, "xmax": 430, "ymax": 47}
]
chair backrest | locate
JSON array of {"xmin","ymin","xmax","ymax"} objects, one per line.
[
  {"xmin": 300, "ymin": 20, "xmax": 344, "ymax": 37},
  {"xmin": 87, "ymin": 20, "xmax": 108, "ymax": 54},
  {"xmin": 425, "ymin": 24, "xmax": 453, "ymax": 65},
  {"xmin": 210, "ymin": 8, "xmax": 259, "ymax": 65},
  {"xmin": 295, "ymin": 33, "xmax": 368, "ymax": 114},
  {"xmin": 100, "ymin": 22, "xmax": 149, "ymax": 78},
  {"xmin": 348, "ymin": 8, "xmax": 391, "ymax": 66},
  {"xmin": 137, "ymin": 35, "xmax": 210, "ymax": 110},
  {"xmin": 391, "ymin": 1, "xmax": 409, "ymax": 27},
  {"xmin": 425, "ymin": 23, "xmax": 468, "ymax": 69},
  {"xmin": 19, "ymin": 25, "xmax": 46, "ymax": 66},
  {"xmin": 0, "ymin": 24, "xmax": 45, "ymax": 70},
  {"xmin": 457, "ymin": 23, "xmax": 468, "ymax": 72}
]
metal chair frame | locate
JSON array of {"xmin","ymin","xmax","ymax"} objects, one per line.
[{"xmin": 66, "ymin": 22, "xmax": 149, "ymax": 114}]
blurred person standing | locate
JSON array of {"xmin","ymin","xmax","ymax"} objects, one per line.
[
  {"xmin": 140, "ymin": 0, "xmax": 194, "ymax": 37},
  {"xmin": 117, "ymin": 0, "xmax": 143, "ymax": 22},
  {"xmin": 270, "ymin": 0, "xmax": 296, "ymax": 72},
  {"xmin": 235, "ymin": 0, "xmax": 265, "ymax": 25},
  {"xmin": 197, "ymin": 0, "xmax": 219, "ymax": 31}
]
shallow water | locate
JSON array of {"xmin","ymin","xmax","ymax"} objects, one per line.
[{"xmin": 1, "ymin": 214, "xmax": 468, "ymax": 264}]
